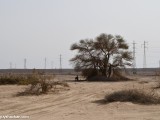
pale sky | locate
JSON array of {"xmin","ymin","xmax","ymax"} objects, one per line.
[{"xmin": 0, "ymin": 0, "xmax": 160, "ymax": 69}]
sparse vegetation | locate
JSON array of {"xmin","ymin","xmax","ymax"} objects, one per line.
[
  {"xmin": 155, "ymin": 70, "xmax": 160, "ymax": 88},
  {"xmin": 0, "ymin": 73, "xmax": 39, "ymax": 85},
  {"xmin": 157, "ymin": 82, "xmax": 160, "ymax": 89},
  {"xmin": 16, "ymin": 72, "xmax": 69, "ymax": 95},
  {"xmin": 18, "ymin": 80, "xmax": 69, "ymax": 95},
  {"xmin": 0, "ymin": 70, "xmax": 69, "ymax": 95},
  {"xmin": 104, "ymin": 89, "xmax": 160, "ymax": 105}
]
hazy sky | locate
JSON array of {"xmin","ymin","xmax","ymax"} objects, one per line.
[{"xmin": 0, "ymin": 0, "xmax": 160, "ymax": 69}]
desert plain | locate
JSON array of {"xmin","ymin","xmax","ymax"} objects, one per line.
[{"xmin": 0, "ymin": 74, "xmax": 160, "ymax": 120}]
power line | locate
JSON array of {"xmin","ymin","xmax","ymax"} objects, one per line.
[
  {"xmin": 132, "ymin": 41, "xmax": 137, "ymax": 74},
  {"xmin": 10, "ymin": 62, "xmax": 12, "ymax": 69},
  {"xmin": 44, "ymin": 57, "xmax": 47, "ymax": 69},
  {"xmin": 142, "ymin": 41, "xmax": 148, "ymax": 68},
  {"xmin": 24, "ymin": 58, "xmax": 27, "ymax": 69},
  {"xmin": 60, "ymin": 54, "xmax": 62, "ymax": 72},
  {"xmin": 51, "ymin": 61, "xmax": 54, "ymax": 69},
  {"xmin": 15, "ymin": 63, "xmax": 16, "ymax": 69}
]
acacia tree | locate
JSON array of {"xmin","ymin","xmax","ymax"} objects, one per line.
[{"xmin": 70, "ymin": 33, "xmax": 132, "ymax": 79}]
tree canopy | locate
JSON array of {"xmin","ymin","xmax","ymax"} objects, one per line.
[{"xmin": 70, "ymin": 33, "xmax": 132, "ymax": 79}]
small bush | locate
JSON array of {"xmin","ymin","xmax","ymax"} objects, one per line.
[{"xmin": 104, "ymin": 89, "xmax": 160, "ymax": 105}]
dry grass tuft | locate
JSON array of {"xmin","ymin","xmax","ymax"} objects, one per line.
[{"xmin": 104, "ymin": 89, "xmax": 160, "ymax": 105}]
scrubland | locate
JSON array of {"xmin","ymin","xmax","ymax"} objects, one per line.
[{"xmin": 0, "ymin": 73, "xmax": 160, "ymax": 120}]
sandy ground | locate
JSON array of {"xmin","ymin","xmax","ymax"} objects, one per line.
[{"xmin": 0, "ymin": 75, "xmax": 160, "ymax": 120}]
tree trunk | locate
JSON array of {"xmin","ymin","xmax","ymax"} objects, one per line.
[
  {"xmin": 108, "ymin": 64, "xmax": 112, "ymax": 78},
  {"xmin": 102, "ymin": 68, "xmax": 107, "ymax": 76}
]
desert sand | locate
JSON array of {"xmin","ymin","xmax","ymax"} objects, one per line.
[{"xmin": 0, "ymin": 75, "xmax": 160, "ymax": 120}]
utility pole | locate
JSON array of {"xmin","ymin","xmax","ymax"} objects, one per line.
[
  {"xmin": 15, "ymin": 63, "xmax": 16, "ymax": 69},
  {"xmin": 44, "ymin": 57, "xmax": 47, "ymax": 69},
  {"xmin": 24, "ymin": 58, "xmax": 27, "ymax": 69},
  {"xmin": 51, "ymin": 61, "xmax": 53, "ymax": 69},
  {"xmin": 142, "ymin": 41, "xmax": 148, "ymax": 68},
  {"xmin": 10, "ymin": 62, "xmax": 12, "ymax": 69},
  {"xmin": 60, "ymin": 54, "xmax": 62, "ymax": 72},
  {"xmin": 132, "ymin": 41, "xmax": 137, "ymax": 74}
]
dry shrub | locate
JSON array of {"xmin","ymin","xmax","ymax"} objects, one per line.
[
  {"xmin": 82, "ymin": 68, "xmax": 130, "ymax": 81},
  {"xmin": 111, "ymin": 69, "xmax": 129, "ymax": 81},
  {"xmin": 0, "ymin": 74, "xmax": 24, "ymax": 85},
  {"xmin": 86, "ymin": 70, "xmax": 130, "ymax": 81},
  {"xmin": 139, "ymin": 81, "xmax": 149, "ymax": 84},
  {"xmin": 155, "ymin": 70, "xmax": 160, "ymax": 89},
  {"xmin": 157, "ymin": 82, "xmax": 160, "ymax": 89},
  {"xmin": 27, "ymin": 82, "xmax": 68, "ymax": 95},
  {"xmin": 0, "ymin": 73, "xmax": 39, "ymax": 85},
  {"xmin": 104, "ymin": 89, "xmax": 160, "ymax": 105},
  {"xmin": 18, "ymin": 74, "xmax": 69, "ymax": 96}
]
